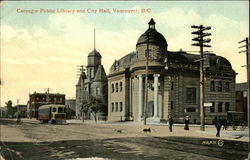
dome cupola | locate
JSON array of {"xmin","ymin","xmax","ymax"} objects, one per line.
[{"xmin": 136, "ymin": 18, "xmax": 168, "ymax": 50}]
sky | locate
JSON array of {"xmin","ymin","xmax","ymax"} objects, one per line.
[{"xmin": 0, "ymin": 1, "xmax": 249, "ymax": 106}]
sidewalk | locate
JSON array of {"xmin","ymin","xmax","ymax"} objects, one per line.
[{"xmin": 66, "ymin": 119, "xmax": 249, "ymax": 142}]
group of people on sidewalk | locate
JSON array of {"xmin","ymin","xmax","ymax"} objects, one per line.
[{"xmin": 168, "ymin": 115, "xmax": 222, "ymax": 137}]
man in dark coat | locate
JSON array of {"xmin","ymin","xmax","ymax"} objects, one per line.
[
  {"xmin": 213, "ymin": 117, "xmax": 222, "ymax": 137},
  {"xmin": 168, "ymin": 115, "xmax": 174, "ymax": 132},
  {"xmin": 184, "ymin": 116, "xmax": 190, "ymax": 130}
]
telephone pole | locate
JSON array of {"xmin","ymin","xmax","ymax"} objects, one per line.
[
  {"xmin": 191, "ymin": 25, "xmax": 211, "ymax": 131},
  {"xmin": 238, "ymin": 37, "xmax": 249, "ymax": 160},
  {"xmin": 44, "ymin": 88, "xmax": 51, "ymax": 104}
]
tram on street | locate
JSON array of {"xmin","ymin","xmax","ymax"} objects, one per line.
[{"xmin": 38, "ymin": 104, "xmax": 66, "ymax": 124}]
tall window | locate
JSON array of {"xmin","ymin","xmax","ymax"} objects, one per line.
[
  {"xmin": 90, "ymin": 68, "xmax": 94, "ymax": 78},
  {"xmin": 170, "ymin": 101, "xmax": 174, "ymax": 110},
  {"xmin": 96, "ymin": 87, "xmax": 100, "ymax": 95},
  {"xmin": 186, "ymin": 87, "xmax": 196, "ymax": 104},
  {"xmin": 210, "ymin": 102, "xmax": 215, "ymax": 112},
  {"xmin": 115, "ymin": 102, "xmax": 118, "ymax": 112},
  {"xmin": 112, "ymin": 103, "xmax": 114, "ymax": 112},
  {"xmin": 171, "ymin": 82, "xmax": 174, "ymax": 90},
  {"xmin": 145, "ymin": 49, "xmax": 152, "ymax": 58},
  {"xmin": 217, "ymin": 81, "xmax": 222, "ymax": 92},
  {"xmin": 225, "ymin": 82, "xmax": 230, "ymax": 92},
  {"xmin": 120, "ymin": 102, "xmax": 123, "ymax": 112},
  {"xmin": 115, "ymin": 83, "xmax": 118, "ymax": 92},
  {"xmin": 120, "ymin": 82, "xmax": 123, "ymax": 92},
  {"xmin": 218, "ymin": 102, "xmax": 223, "ymax": 112},
  {"xmin": 111, "ymin": 84, "xmax": 114, "ymax": 93},
  {"xmin": 225, "ymin": 102, "xmax": 230, "ymax": 112},
  {"xmin": 210, "ymin": 81, "xmax": 215, "ymax": 91}
]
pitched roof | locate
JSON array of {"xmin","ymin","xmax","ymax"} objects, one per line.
[
  {"xmin": 76, "ymin": 72, "xmax": 86, "ymax": 86},
  {"xmin": 94, "ymin": 65, "xmax": 107, "ymax": 81}
]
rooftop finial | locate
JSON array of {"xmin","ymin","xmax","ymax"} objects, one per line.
[{"xmin": 148, "ymin": 18, "xmax": 155, "ymax": 29}]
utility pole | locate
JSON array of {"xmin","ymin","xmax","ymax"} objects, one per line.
[
  {"xmin": 44, "ymin": 88, "xmax": 51, "ymax": 104},
  {"xmin": 238, "ymin": 37, "xmax": 249, "ymax": 160},
  {"xmin": 191, "ymin": 25, "xmax": 211, "ymax": 131}
]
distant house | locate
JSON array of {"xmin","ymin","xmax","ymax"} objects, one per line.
[
  {"xmin": 66, "ymin": 99, "xmax": 76, "ymax": 119},
  {"xmin": 235, "ymin": 82, "xmax": 248, "ymax": 122},
  {"xmin": 28, "ymin": 92, "xmax": 65, "ymax": 119},
  {"xmin": 15, "ymin": 105, "xmax": 27, "ymax": 118},
  {"xmin": 0, "ymin": 107, "xmax": 7, "ymax": 118}
]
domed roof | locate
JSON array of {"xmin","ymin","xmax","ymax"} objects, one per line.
[
  {"xmin": 88, "ymin": 49, "xmax": 102, "ymax": 57},
  {"xmin": 136, "ymin": 19, "xmax": 168, "ymax": 48}
]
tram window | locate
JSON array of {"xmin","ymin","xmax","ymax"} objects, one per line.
[
  {"xmin": 52, "ymin": 108, "xmax": 56, "ymax": 112},
  {"xmin": 58, "ymin": 107, "xmax": 63, "ymax": 113}
]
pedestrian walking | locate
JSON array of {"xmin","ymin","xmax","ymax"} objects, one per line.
[
  {"xmin": 184, "ymin": 116, "xmax": 189, "ymax": 130},
  {"xmin": 213, "ymin": 117, "xmax": 222, "ymax": 137},
  {"xmin": 168, "ymin": 115, "xmax": 174, "ymax": 132},
  {"xmin": 16, "ymin": 111, "xmax": 21, "ymax": 124}
]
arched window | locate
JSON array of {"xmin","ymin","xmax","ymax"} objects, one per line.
[
  {"xmin": 111, "ymin": 84, "xmax": 114, "ymax": 93},
  {"xmin": 217, "ymin": 58, "xmax": 224, "ymax": 70},
  {"xmin": 120, "ymin": 82, "xmax": 123, "ymax": 92}
]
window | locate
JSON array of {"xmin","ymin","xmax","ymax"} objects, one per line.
[
  {"xmin": 111, "ymin": 84, "xmax": 114, "ymax": 93},
  {"xmin": 115, "ymin": 102, "xmax": 118, "ymax": 112},
  {"xmin": 120, "ymin": 82, "xmax": 123, "ymax": 92},
  {"xmin": 186, "ymin": 108, "xmax": 196, "ymax": 112},
  {"xmin": 112, "ymin": 103, "xmax": 114, "ymax": 112},
  {"xmin": 52, "ymin": 108, "xmax": 56, "ymax": 112},
  {"xmin": 170, "ymin": 101, "xmax": 174, "ymax": 110},
  {"xmin": 225, "ymin": 82, "xmax": 230, "ymax": 92},
  {"xmin": 171, "ymin": 82, "xmax": 174, "ymax": 90},
  {"xmin": 186, "ymin": 87, "xmax": 196, "ymax": 104},
  {"xmin": 115, "ymin": 83, "xmax": 118, "ymax": 92},
  {"xmin": 114, "ymin": 60, "xmax": 119, "ymax": 71},
  {"xmin": 96, "ymin": 87, "xmax": 101, "ymax": 95},
  {"xmin": 210, "ymin": 81, "xmax": 215, "ymax": 91},
  {"xmin": 36, "ymin": 97, "xmax": 39, "ymax": 100},
  {"xmin": 225, "ymin": 102, "xmax": 230, "ymax": 112},
  {"xmin": 210, "ymin": 102, "xmax": 215, "ymax": 112},
  {"xmin": 217, "ymin": 81, "xmax": 222, "ymax": 92},
  {"xmin": 120, "ymin": 102, "xmax": 123, "ymax": 112},
  {"xmin": 58, "ymin": 107, "xmax": 63, "ymax": 113},
  {"xmin": 145, "ymin": 49, "xmax": 152, "ymax": 58},
  {"xmin": 217, "ymin": 61, "xmax": 223, "ymax": 70},
  {"xmin": 91, "ymin": 68, "xmax": 94, "ymax": 78},
  {"xmin": 218, "ymin": 102, "xmax": 223, "ymax": 112}
]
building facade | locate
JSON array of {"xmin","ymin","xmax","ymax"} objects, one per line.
[
  {"xmin": 235, "ymin": 82, "xmax": 248, "ymax": 122},
  {"xmin": 28, "ymin": 92, "xmax": 65, "ymax": 118},
  {"xmin": 66, "ymin": 99, "xmax": 76, "ymax": 119},
  {"xmin": 107, "ymin": 19, "xmax": 236, "ymax": 124},
  {"xmin": 75, "ymin": 49, "xmax": 108, "ymax": 119}
]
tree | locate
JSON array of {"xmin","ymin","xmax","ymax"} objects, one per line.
[
  {"xmin": 80, "ymin": 100, "xmax": 91, "ymax": 122},
  {"xmin": 88, "ymin": 96, "xmax": 105, "ymax": 123},
  {"xmin": 5, "ymin": 100, "xmax": 17, "ymax": 118}
]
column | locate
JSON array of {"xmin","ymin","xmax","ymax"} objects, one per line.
[
  {"xmin": 138, "ymin": 74, "xmax": 143, "ymax": 121},
  {"xmin": 154, "ymin": 74, "xmax": 160, "ymax": 118}
]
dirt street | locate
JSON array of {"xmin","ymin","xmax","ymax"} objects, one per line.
[{"xmin": 0, "ymin": 119, "xmax": 248, "ymax": 160}]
